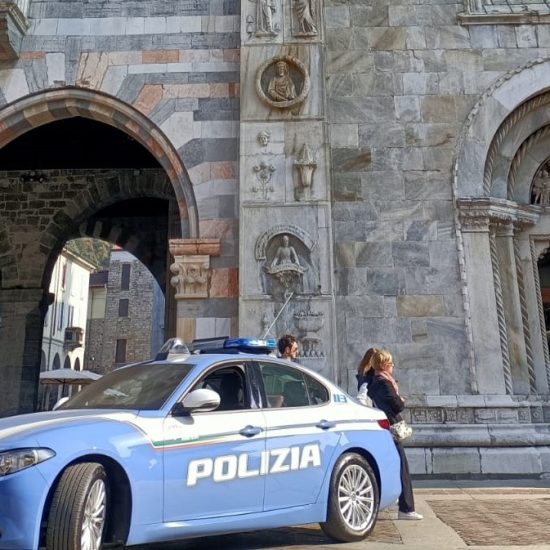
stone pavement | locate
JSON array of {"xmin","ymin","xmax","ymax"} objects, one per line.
[{"xmin": 134, "ymin": 481, "xmax": 550, "ymax": 550}]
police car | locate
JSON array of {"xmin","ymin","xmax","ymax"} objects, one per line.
[{"xmin": 0, "ymin": 338, "xmax": 401, "ymax": 550}]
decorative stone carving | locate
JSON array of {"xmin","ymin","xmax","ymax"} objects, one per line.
[
  {"xmin": 457, "ymin": 197, "xmax": 539, "ymax": 232},
  {"xmin": 467, "ymin": 0, "xmax": 484, "ymax": 14},
  {"xmin": 294, "ymin": 143, "xmax": 317, "ymax": 200},
  {"xmin": 294, "ymin": 309, "xmax": 324, "ymax": 357},
  {"xmin": 170, "ymin": 255, "xmax": 210, "ymax": 299},
  {"xmin": 256, "ymin": 56, "xmax": 310, "ymax": 110},
  {"xmin": 257, "ymin": 130, "xmax": 271, "ymax": 148},
  {"xmin": 292, "ymin": 0, "xmax": 318, "ymax": 37},
  {"xmin": 266, "ymin": 234, "xmax": 305, "ymax": 298},
  {"xmin": 252, "ymin": 160, "xmax": 276, "ymax": 199},
  {"xmin": 248, "ymin": 0, "xmax": 279, "ymax": 37},
  {"xmin": 532, "ymin": 165, "xmax": 550, "ymax": 205}
]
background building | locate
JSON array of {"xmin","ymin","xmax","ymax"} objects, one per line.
[
  {"xmin": 40, "ymin": 246, "xmax": 95, "ymax": 407},
  {"xmin": 1, "ymin": 0, "xmax": 550, "ymax": 476},
  {"xmin": 85, "ymin": 248, "xmax": 165, "ymax": 373}
]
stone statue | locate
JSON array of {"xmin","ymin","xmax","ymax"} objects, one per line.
[
  {"xmin": 250, "ymin": 0, "xmax": 277, "ymax": 36},
  {"xmin": 267, "ymin": 61, "xmax": 297, "ymax": 102},
  {"xmin": 271, "ymin": 235, "xmax": 301, "ymax": 268},
  {"xmin": 294, "ymin": 0, "xmax": 317, "ymax": 35},
  {"xmin": 533, "ymin": 169, "xmax": 550, "ymax": 205}
]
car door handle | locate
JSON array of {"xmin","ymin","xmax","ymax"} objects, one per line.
[
  {"xmin": 316, "ymin": 420, "xmax": 336, "ymax": 430},
  {"xmin": 239, "ymin": 425, "xmax": 263, "ymax": 437}
]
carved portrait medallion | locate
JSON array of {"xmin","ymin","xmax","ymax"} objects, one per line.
[{"xmin": 256, "ymin": 56, "xmax": 310, "ymax": 110}]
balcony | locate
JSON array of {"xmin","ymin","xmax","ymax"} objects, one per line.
[
  {"xmin": 0, "ymin": 0, "xmax": 30, "ymax": 61},
  {"xmin": 64, "ymin": 326, "xmax": 84, "ymax": 351}
]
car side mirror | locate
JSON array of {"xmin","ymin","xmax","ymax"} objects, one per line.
[{"xmin": 173, "ymin": 389, "xmax": 220, "ymax": 416}]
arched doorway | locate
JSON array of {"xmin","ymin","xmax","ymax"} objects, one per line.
[{"xmin": 0, "ymin": 88, "xmax": 197, "ymax": 417}]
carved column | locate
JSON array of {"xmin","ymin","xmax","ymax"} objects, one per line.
[
  {"xmin": 169, "ymin": 239, "xmax": 220, "ymax": 343},
  {"xmin": 459, "ymin": 208, "xmax": 507, "ymax": 394},
  {"xmin": 494, "ymin": 222, "xmax": 530, "ymax": 394},
  {"xmin": 0, "ymin": 288, "xmax": 48, "ymax": 417},
  {"xmin": 457, "ymin": 198, "xmax": 540, "ymax": 396}
]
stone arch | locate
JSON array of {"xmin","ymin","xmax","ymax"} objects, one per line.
[
  {"xmin": 38, "ymin": 170, "xmax": 176, "ymax": 290},
  {"xmin": 63, "ymin": 355, "xmax": 71, "ymax": 369},
  {"xmin": 52, "ymin": 353, "xmax": 61, "ymax": 370},
  {"xmin": 74, "ymin": 357, "xmax": 81, "ymax": 371},
  {"xmin": 0, "ymin": 87, "xmax": 199, "ymax": 238},
  {"xmin": 454, "ymin": 60, "xmax": 550, "ymax": 396},
  {"xmin": 454, "ymin": 56, "xmax": 550, "ymax": 199}
]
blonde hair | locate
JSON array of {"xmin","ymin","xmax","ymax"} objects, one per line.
[
  {"xmin": 372, "ymin": 350, "xmax": 393, "ymax": 372},
  {"xmin": 357, "ymin": 347, "xmax": 379, "ymax": 376}
]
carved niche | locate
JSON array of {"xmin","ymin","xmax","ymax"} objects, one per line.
[
  {"xmin": 294, "ymin": 143, "xmax": 317, "ymax": 200},
  {"xmin": 246, "ymin": 0, "xmax": 280, "ymax": 38},
  {"xmin": 531, "ymin": 160, "xmax": 550, "ymax": 206},
  {"xmin": 256, "ymin": 56, "xmax": 310, "ymax": 110}
]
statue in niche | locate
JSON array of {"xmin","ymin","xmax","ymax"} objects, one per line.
[
  {"xmin": 294, "ymin": 0, "xmax": 317, "ymax": 36},
  {"xmin": 266, "ymin": 234, "xmax": 305, "ymax": 298},
  {"xmin": 271, "ymin": 235, "xmax": 301, "ymax": 268},
  {"xmin": 467, "ymin": 0, "xmax": 484, "ymax": 13},
  {"xmin": 249, "ymin": 0, "xmax": 278, "ymax": 36},
  {"xmin": 532, "ymin": 168, "xmax": 550, "ymax": 205},
  {"xmin": 257, "ymin": 130, "xmax": 271, "ymax": 148},
  {"xmin": 268, "ymin": 61, "xmax": 297, "ymax": 102}
]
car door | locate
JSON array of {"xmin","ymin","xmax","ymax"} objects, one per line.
[
  {"xmin": 162, "ymin": 361, "xmax": 267, "ymax": 521},
  {"xmin": 255, "ymin": 360, "xmax": 341, "ymax": 511}
]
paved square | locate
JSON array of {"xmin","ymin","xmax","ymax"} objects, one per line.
[{"xmin": 428, "ymin": 498, "xmax": 550, "ymax": 546}]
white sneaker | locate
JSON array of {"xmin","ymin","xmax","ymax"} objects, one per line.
[{"xmin": 398, "ymin": 511, "xmax": 423, "ymax": 520}]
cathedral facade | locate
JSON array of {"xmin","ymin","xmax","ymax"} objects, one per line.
[{"xmin": 1, "ymin": 0, "xmax": 550, "ymax": 475}]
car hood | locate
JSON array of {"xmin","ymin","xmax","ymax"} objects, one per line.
[{"xmin": 0, "ymin": 409, "xmax": 139, "ymax": 445}]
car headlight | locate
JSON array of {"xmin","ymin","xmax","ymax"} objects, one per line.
[{"xmin": 0, "ymin": 448, "xmax": 56, "ymax": 476}]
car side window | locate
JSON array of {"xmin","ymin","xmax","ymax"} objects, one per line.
[
  {"xmin": 195, "ymin": 366, "xmax": 249, "ymax": 411},
  {"xmin": 305, "ymin": 374, "xmax": 330, "ymax": 405},
  {"xmin": 258, "ymin": 362, "xmax": 311, "ymax": 408}
]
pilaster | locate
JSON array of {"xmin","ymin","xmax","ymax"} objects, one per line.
[{"xmin": 0, "ymin": 288, "xmax": 48, "ymax": 416}]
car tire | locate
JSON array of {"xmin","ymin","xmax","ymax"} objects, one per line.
[
  {"xmin": 320, "ymin": 453, "xmax": 379, "ymax": 542},
  {"xmin": 46, "ymin": 462, "xmax": 108, "ymax": 550}
]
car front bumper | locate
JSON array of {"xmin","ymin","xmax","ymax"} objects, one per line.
[{"xmin": 0, "ymin": 465, "xmax": 48, "ymax": 549}]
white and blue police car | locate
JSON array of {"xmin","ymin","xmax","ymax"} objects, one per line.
[{"xmin": 0, "ymin": 337, "xmax": 402, "ymax": 550}]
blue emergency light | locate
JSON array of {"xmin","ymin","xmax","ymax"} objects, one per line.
[{"xmin": 223, "ymin": 338, "xmax": 277, "ymax": 354}]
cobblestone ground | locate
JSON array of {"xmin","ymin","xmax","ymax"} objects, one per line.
[{"xmin": 132, "ymin": 487, "xmax": 550, "ymax": 550}]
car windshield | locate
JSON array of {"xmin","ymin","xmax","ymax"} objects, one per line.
[{"xmin": 60, "ymin": 362, "xmax": 195, "ymax": 410}]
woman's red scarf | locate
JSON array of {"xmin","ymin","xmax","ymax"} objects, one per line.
[{"xmin": 377, "ymin": 370, "xmax": 399, "ymax": 395}]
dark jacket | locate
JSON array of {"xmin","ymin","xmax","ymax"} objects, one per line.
[
  {"xmin": 367, "ymin": 373, "xmax": 405, "ymax": 425},
  {"xmin": 356, "ymin": 369, "xmax": 374, "ymax": 391}
]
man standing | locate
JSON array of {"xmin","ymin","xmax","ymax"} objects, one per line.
[{"xmin": 277, "ymin": 334, "xmax": 299, "ymax": 361}]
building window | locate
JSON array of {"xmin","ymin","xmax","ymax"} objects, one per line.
[
  {"xmin": 61, "ymin": 264, "xmax": 67, "ymax": 290},
  {"xmin": 118, "ymin": 298, "xmax": 129, "ymax": 317},
  {"xmin": 115, "ymin": 339, "xmax": 127, "ymax": 364},
  {"xmin": 68, "ymin": 305, "xmax": 74, "ymax": 326},
  {"xmin": 57, "ymin": 303, "xmax": 64, "ymax": 331},
  {"xmin": 121, "ymin": 264, "xmax": 131, "ymax": 290}
]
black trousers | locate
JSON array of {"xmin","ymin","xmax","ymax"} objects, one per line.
[{"xmin": 395, "ymin": 440, "xmax": 415, "ymax": 513}]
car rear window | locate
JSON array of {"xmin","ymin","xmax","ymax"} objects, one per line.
[{"xmin": 60, "ymin": 363, "xmax": 195, "ymax": 410}]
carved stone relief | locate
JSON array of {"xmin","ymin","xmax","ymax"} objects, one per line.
[
  {"xmin": 531, "ymin": 161, "xmax": 550, "ymax": 205},
  {"xmin": 247, "ymin": 0, "xmax": 280, "ymax": 38},
  {"xmin": 292, "ymin": 0, "xmax": 318, "ymax": 37},
  {"xmin": 265, "ymin": 234, "xmax": 306, "ymax": 298},
  {"xmin": 294, "ymin": 309, "xmax": 324, "ymax": 357},
  {"xmin": 252, "ymin": 160, "xmax": 276, "ymax": 199},
  {"xmin": 255, "ymin": 225, "xmax": 320, "ymax": 298},
  {"xmin": 256, "ymin": 56, "xmax": 310, "ymax": 110},
  {"xmin": 170, "ymin": 254, "xmax": 210, "ymax": 299},
  {"xmin": 294, "ymin": 143, "xmax": 317, "ymax": 201}
]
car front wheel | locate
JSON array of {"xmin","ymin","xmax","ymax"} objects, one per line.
[
  {"xmin": 46, "ymin": 462, "xmax": 108, "ymax": 550},
  {"xmin": 320, "ymin": 453, "xmax": 379, "ymax": 542}
]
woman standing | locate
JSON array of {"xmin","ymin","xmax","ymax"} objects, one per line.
[{"xmin": 367, "ymin": 349, "xmax": 423, "ymax": 521}]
